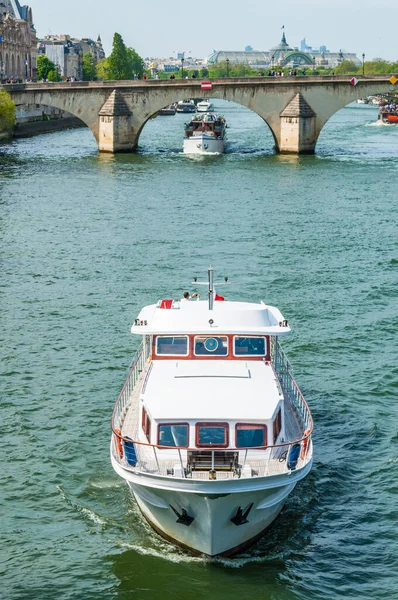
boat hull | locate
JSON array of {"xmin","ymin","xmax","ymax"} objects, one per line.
[
  {"xmin": 112, "ymin": 452, "xmax": 312, "ymax": 556},
  {"xmin": 183, "ymin": 135, "xmax": 225, "ymax": 155},
  {"xmin": 130, "ymin": 481, "xmax": 292, "ymax": 556}
]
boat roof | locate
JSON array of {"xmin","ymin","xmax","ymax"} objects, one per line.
[
  {"xmin": 143, "ymin": 360, "xmax": 282, "ymax": 421},
  {"xmin": 131, "ymin": 299, "xmax": 291, "ymax": 336}
]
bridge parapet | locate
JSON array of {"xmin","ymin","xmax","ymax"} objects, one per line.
[{"xmin": 1, "ymin": 73, "xmax": 397, "ymax": 92}]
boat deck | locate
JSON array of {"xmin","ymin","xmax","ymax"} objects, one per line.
[{"xmin": 117, "ymin": 360, "xmax": 309, "ymax": 480}]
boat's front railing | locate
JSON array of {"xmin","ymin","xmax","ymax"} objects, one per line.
[
  {"xmin": 110, "ymin": 434, "xmax": 313, "ymax": 480},
  {"xmin": 111, "ymin": 335, "xmax": 151, "ymax": 432},
  {"xmin": 271, "ymin": 336, "xmax": 313, "ymax": 432}
]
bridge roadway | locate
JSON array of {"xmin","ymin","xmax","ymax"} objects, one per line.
[{"xmin": 1, "ymin": 75, "xmax": 397, "ymax": 153}]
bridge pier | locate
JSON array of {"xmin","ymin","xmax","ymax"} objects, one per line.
[
  {"xmin": 278, "ymin": 93, "xmax": 317, "ymax": 154},
  {"xmin": 98, "ymin": 90, "xmax": 136, "ymax": 153}
]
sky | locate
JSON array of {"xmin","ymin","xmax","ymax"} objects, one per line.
[{"xmin": 29, "ymin": 0, "xmax": 398, "ymax": 61}]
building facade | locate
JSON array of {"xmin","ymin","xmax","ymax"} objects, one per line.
[
  {"xmin": 37, "ymin": 34, "xmax": 105, "ymax": 80},
  {"xmin": 207, "ymin": 32, "xmax": 361, "ymax": 70},
  {"xmin": 0, "ymin": 0, "xmax": 38, "ymax": 80}
]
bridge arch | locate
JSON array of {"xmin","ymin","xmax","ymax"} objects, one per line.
[
  {"xmin": 134, "ymin": 94, "xmax": 279, "ymax": 152},
  {"xmin": 5, "ymin": 87, "xmax": 106, "ymax": 142},
  {"xmin": 314, "ymin": 91, "xmax": 396, "ymax": 152},
  {"xmin": 296, "ymin": 81, "xmax": 398, "ymax": 152}
]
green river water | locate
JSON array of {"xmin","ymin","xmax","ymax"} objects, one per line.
[{"xmin": 1, "ymin": 101, "xmax": 397, "ymax": 600}]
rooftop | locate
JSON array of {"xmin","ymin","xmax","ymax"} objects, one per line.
[
  {"xmin": 143, "ymin": 360, "xmax": 282, "ymax": 421},
  {"xmin": 131, "ymin": 299, "xmax": 291, "ymax": 336}
]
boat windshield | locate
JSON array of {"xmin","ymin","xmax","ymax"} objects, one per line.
[
  {"xmin": 156, "ymin": 336, "xmax": 188, "ymax": 355},
  {"xmin": 194, "ymin": 336, "xmax": 228, "ymax": 356},
  {"xmin": 196, "ymin": 422, "xmax": 229, "ymax": 447},
  {"xmin": 236, "ymin": 424, "xmax": 267, "ymax": 447},
  {"xmin": 234, "ymin": 336, "xmax": 266, "ymax": 356},
  {"xmin": 158, "ymin": 423, "xmax": 189, "ymax": 447}
]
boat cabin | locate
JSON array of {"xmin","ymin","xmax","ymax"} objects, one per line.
[
  {"xmin": 185, "ymin": 114, "xmax": 226, "ymax": 138},
  {"xmin": 127, "ymin": 295, "xmax": 291, "ymax": 469}
]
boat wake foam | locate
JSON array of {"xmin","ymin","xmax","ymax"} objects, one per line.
[
  {"xmin": 366, "ymin": 121, "xmax": 393, "ymax": 127},
  {"xmin": 117, "ymin": 539, "xmax": 281, "ymax": 568},
  {"xmin": 56, "ymin": 484, "xmax": 108, "ymax": 526}
]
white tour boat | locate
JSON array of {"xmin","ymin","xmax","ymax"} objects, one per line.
[
  {"xmin": 110, "ymin": 269, "xmax": 313, "ymax": 556},
  {"xmin": 197, "ymin": 100, "xmax": 214, "ymax": 112},
  {"xmin": 176, "ymin": 99, "xmax": 196, "ymax": 113},
  {"xmin": 183, "ymin": 113, "xmax": 227, "ymax": 155}
]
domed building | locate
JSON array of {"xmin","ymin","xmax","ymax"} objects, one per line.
[
  {"xmin": 0, "ymin": 0, "xmax": 38, "ymax": 80},
  {"xmin": 268, "ymin": 32, "xmax": 294, "ymax": 64},
  {"xmin": 206, "ymin": 31, "xmax": 360, "ymax": 70}
]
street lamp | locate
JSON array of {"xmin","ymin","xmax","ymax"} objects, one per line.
[
  {"xmin": 271, "ymin": 54, "xmax": 275, "ymax": 70},
  {"xmin": 362, "ymin": 53, "xmax": 365, "ymax": 75},
  {"xmin": 313, "ymin": 55, "xmax": 316, "ymax": 73},
  {"xmin": 226, "ymin": 57, "xmax": 230, "ymax": 77},
  {"xmin": 181, "ymin": 57, "xmax": 184, "ymax": 79}
]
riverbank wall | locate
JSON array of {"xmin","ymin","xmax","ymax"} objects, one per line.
[
  {"xmin": 11, "ymin": 104, "xmax": 85, "ymax": 138},
  {"xmin": 13, "ymin": 116, "xmax": 85, "ymax": 137}
]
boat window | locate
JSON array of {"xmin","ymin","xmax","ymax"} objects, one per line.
[
  {"xmin": 194, "ymin": 336, "xmax": 228, "ymax": 356},
  {"xmin": 156, "ymin": 336, "xmax": 188, "ymax": 356},
  {"xmin": 158, "ymin": 423, "xmax": 189, "ymax": 448},
  {"xmin": 235, "ymin": 424, "xmax": 267, "ymax": 448},
  {"xmin": 196, "ymin": 422, "xmax": 229, "ymax": 447},
  {"xmin": 273, "ymin": 408, "xmax": 282, "ymax": 444},
  {"xmin": 142, "ymin": 407, "xmax": 151, "ymax": 442},
  {"xmin": 234, "ymin": 336, "xmax": 267, "ymax": 356}
]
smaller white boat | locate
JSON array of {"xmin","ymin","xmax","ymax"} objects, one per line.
[
  {"xmin": 183, "ymin": 113, "xmax": 227, "ymax": 155},
  {"xmin": 176, "ymin": 100, "xmax": 196, "ymax": 113},
  {"xmin": 197, "ymin": 100, "xmax": 214, "ymax": 113}
]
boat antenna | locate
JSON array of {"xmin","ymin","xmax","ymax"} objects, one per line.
[
  {"xmin": 191, "ymin": 269, "xmax": 229, "ymax": 310},
  {"xmin": 208, "ymin": 265, "xmax": 214, "ymax": 311}
]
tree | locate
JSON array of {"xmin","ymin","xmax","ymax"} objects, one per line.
[
  {"xmin": 96, "ymin": 58, "xmax": 111, "ymax": 80},
  {"xmin": 200, "ymin": 67, "xmax": 209, "ymax": 78},
  {"xmin": 127, "ymin": 47, "xmax": 144, "ymax": 78},
  {"xmin": 0, "ymin": 90, "xmax": 16, "ymax": 133},
  {"xmin": 37, "ymin": 54, "xmax": 57, "ymax": 80},
  {"xmin": 107, "ymin": 32, "xmax": 133, "ymax": 80},
  {"xmin": 82, "ymin": 53, "xmax": 96, "ymax": 81},
  {"xmin": 208, "ymin": 61, "xmax": 258, "ymax": 78},
  {"xmin": 335, "ymin": 60, "xmax": 358, "ymax": 75},
  {"xmin": 47, "ymin": 69, "xmax": 61, "ymax": 82}
]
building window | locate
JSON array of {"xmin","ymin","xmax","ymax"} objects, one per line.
[
  {"xmin": 273, "ymin": 408, "xmax": 282, "ymax": 444},
  {"xmin": 158, "ymin": 423, "xmax": 189, "ymax": 447},
  {"xmin": 194, "ymin": 336, "xmax": 228, "ymax": 356},
  {"xmin": 141, "ymin": 407, "xmax": 151, "ymax": 442},
  {"xmin": 156, "ymin": 336, "xmax": 188, "ymax": 356},
  {"xmin": 233, "ymin": 336, "xmax": 266, "ymax": 356},
  {"xmin": 235, "ymin": 424, "xmax": 267, "ymax": 448},
  {"xmin": 196, "ymin": 422, "xmax": 229, "ymax": 448}
]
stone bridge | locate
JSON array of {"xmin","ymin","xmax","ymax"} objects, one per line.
[{"xmin": 1, "ymin": 75, "xmax": 397, "ymax": 153}]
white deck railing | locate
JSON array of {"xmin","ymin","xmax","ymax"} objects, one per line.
[
  {"xmin": 271, "ymin": 337, "xmax": 313, "ymax": 431},
  {"xmin": 111, "ymin": 336, "xmax": 151, "ymax": 432},
  {"xmin": 111, "ymin": 336, "xmax": 313, "ymax": 480}
]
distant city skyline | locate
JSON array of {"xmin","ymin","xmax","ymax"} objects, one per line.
[{"xmin": 29, "ymin": 0, "xmax": 398, "ymax": 61}]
